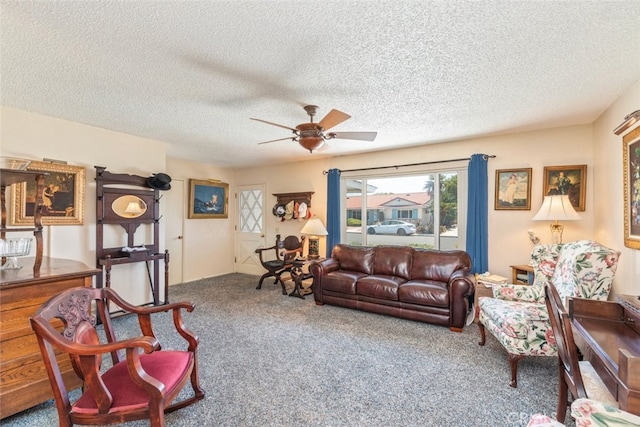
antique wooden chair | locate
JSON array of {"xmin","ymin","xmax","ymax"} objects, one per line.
[
  {"xmin": 29, "ymin": 286, "xmax": 205, "ymax": 427},
  {"xmin": 544, "ymin": 282, "xmax": 617, "ymax": 423},
  {"xmin": 255, "ymin": 234, "xmax": 306, "ymax": 294}
]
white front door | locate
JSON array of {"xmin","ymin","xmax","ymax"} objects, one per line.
[{"xmin": 235, "ymin": 184, "xmax": 266, "ymax": 275}]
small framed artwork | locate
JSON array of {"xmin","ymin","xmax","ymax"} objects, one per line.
[
  {"xmin": 542, "ymin": 165, "xmax": 587, "ymax": 211},
  {"xmin": 188, "ymin": 179, "xmax": 229, "ymax": 219},
  {"xmin": 11, "ymin": 161, "xmax": 86, "ymax": 225},
  {"xmin": 495, "ymin": 168, "xmax": 532, "ymax": 210},
  {"xmin": 623, "ymin": 126, "xmax": 640, "ymax": 249}
]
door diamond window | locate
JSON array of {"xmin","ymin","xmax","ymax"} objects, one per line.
[{"xmin": 239, "ymin": 189, "xmax": 263, "ymax": 233}]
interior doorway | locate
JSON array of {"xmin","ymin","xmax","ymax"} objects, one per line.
[{"xmin": 165, "ymin": 178, "xmax": 184, "ymax": 285}]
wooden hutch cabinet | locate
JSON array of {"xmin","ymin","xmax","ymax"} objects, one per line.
[{"xmin": 0, "ymin": 168, "xmax": 100, "ymax": 419}]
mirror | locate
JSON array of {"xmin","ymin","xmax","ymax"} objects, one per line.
[{"xmin": 111, "ymin": 195, "xmax": 147, "ymax": 218}]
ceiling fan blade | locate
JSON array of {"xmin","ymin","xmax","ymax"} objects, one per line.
[
  {"xmin": 328, "ymin": 131, "xmax": 377, "ymax": 141},
  {"xmin": 250, "ymin": 117, "xmax": 298, "ymax": 132},
  {"xmin": 257, "ymin": 137, "xmax": 296, "ymax": 145},
  {"xmin": 317, "ymin": 109, "xmax": 351, "ymax": 131}
]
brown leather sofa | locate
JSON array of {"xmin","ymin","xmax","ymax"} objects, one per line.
[{"xmin": 310, "ymin": 244, "xmax": 475, "ymax": 331}]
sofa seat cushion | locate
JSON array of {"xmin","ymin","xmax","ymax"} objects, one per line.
[
  {"xmin": 479, "ymin": 297, "xmax": 550, "ymax": 340},
  {"xmin": 322, "ymin": 270, "xmax": 367, "ymax": 294},
  {"xmin": 357, "ymin": 275, "xmax": 405, "ymax": 300},
  {"xmin": 399, "ymin": 280, "xmax": 449, "ymax": 307}
]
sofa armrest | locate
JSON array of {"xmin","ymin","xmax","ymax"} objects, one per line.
[
  {"xmin": 310, "ymin": 258, "xmax": 339, "ymax": 277},
  {"xmin": 449, "ymin": 269, "xmax": 475, "ymax": 297},
  {"xmin": 448, "ymin": 269, "xmax": 475, "ymax": 330},
  {"xmin": 310, "ymin": 258, "xmax": 340, "ymax": 305},
  {"xmin": 491, "ymin": 283, "xmax": 545, "ymax": 303}
]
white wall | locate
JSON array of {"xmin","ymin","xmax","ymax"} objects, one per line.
[
  {"xmin": 593, "ymin": 78, "xmax": 640, "ymax": 296},
  {"xmin": 166, "ymin": 157, "xmax": 235, "ymax": 282},
  {"xmin": 236, "ymin": 125, "xmax": 595, "ymax": 280}
]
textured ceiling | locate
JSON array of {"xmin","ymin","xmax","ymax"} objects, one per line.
[{"xmin": 2, "ymin": 1, "xmax": 640, "ymax": 168}]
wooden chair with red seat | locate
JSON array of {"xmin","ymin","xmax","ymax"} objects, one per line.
[
  {"xmin": 29, "ymin": 286, "xmax": 205, "ymax": 427},
  {"xmin": 255, "ymin": 234, "xmax": 306, "ymax": 294}
]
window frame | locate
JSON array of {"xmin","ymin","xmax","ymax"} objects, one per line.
[{"xmin": 339, "ymin": 163, "xmax": 468, "ymax": 250}]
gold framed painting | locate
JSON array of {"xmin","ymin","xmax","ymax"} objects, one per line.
[
  {"xmin": 495, "ymin": 168, "xmax": 532, "ymax": 210},
  {"xmin": 623, "ymin": 126, "xmax": 640, "ymax": 249},
  {"xmin": 11, "ymin": 161, "xmax": 86, "ymax": 225},
  {"xmin": 188, "ymin": 179, "xmax": 229, "ymax": 219},
  {"xmin": 542, "ymin": 164, "xmax": 587, "ymax": 212}
]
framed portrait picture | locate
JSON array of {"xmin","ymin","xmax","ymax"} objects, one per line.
[
  {"xmin": 495, "ymin": 168, "xmax": 532, "ymax": 210},
  {"xmin": 542, "ymin": 164, "xmax": 587, "ymax": 212},
  {"xmin": 623, "ymin": 126, "xmax": 640, "ymax": 249},
  {"xmin": 188, "ymin": 179, "xmax": 229, "ymax": 219},
  {"xmin": 11, "ymin": 161, "xmax": 86, "ymax": 225}
]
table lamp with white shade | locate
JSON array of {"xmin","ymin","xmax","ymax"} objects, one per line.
[
  {"xmin": 532, "ymin": 195, "xmax": 580, "ymax": 244},
  {"xmin": 300, "ymin": 217, "xmax": 328, "ymax": 259}
]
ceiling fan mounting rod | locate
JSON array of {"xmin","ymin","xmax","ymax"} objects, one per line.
[{"xmin": 303, "ymin": 105, "xmax": 318, "ymax": 122}]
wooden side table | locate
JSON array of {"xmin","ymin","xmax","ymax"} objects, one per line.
[
  {"xmin": 473, "ymin": 282, "xmax": 494, "ymax": 323},
  {"xmin": 289, "ymin": 258, "xmax": 320, "ymax": 299},
  {"xmin": 510, "ymin": 264, "xmax": 534, "ymax": 285}
]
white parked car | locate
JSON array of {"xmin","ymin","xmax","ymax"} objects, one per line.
[{"xmin": 367, "ymin": 220, "xmax": 417, "ymax": 236}]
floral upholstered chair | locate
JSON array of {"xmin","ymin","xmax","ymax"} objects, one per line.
[
  {"xmin": 477, "ymin": 240, "xmax": 620, "ymax": 388},
  {"xmin": 527, "ymin": 399, "xmax": 640, "ymax": 427}
]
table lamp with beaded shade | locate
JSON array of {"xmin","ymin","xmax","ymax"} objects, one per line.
[{"xmin": 300, "ymin": 217, "xmax": 328, "ymax": 259}]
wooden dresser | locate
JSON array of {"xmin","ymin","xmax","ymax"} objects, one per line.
[{"xmin": 0, "ymin": 257, "xmax": 100, "ymax": 419}]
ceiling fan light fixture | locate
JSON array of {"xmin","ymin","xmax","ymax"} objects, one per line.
[
  {"xmin": 299, "ymin": 137, "xmax": 324, "ymax": 153},
  {"xmin": 252, "ymin": 105, "xmax": 376, "ymax": 152}
]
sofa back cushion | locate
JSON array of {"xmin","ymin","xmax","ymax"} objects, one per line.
[
  {"xmin": 410, "ymin": 249, "xmax": 471, "ymax": 282},
  {"xmin": 372, "ymin": 246, "xmax": 413, "ymax": 279},
  {"xmin": 332, "ymin": 244, "xmax": 375, "ymax": 275}
]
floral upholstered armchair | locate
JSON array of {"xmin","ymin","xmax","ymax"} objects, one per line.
[
  {"xmin": 527, "ymin": 398, "xmax": 640, "ymax": 427},
  {"xmin": 478, "ymin": 240, "xmax": 620, "ymax": 388}
]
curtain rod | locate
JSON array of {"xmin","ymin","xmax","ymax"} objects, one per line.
[{"xmin": 322, "ymin": 154, "xmax": 496, "ymax": 175}]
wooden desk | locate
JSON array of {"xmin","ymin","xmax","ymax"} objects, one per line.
[{"xmin": 569, "ymin": 296, "xmax": 640, "ymax": 415}]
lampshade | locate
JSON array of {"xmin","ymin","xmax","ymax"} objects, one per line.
[
  {"xmin": 532, "ymin": 195, "xmax": 580, "ymax": 221},
  {"xmin": 300, "ymin": 217, "xmax": 327, "ymax": 260},
  {"xmin": 300, "ymin": 217, "xmax": 328, "ymax": 236},
  {"xmin": 532, "ymin": 195, "xmax": 580, "ymax": 244},
  {"xmin": 124, "ymin": 201, "xmax": 144, "ymax": 215}
]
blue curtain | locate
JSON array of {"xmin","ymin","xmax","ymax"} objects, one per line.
[
  {"xmin": 326, "ymin": 169, "xmax": 341, "ymax": 257},
  {"xmin": 466, "ymin": 154, "xmax": 488, "ymax": 274}
]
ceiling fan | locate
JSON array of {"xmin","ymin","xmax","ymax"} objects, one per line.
[{"xmin": 250, "ymin": 105, "xmax": 377, "ymax": 153}]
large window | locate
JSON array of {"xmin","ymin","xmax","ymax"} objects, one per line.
[{"xmin": 342, "ymin": 167, "xmax": 467, "ymax": 250}]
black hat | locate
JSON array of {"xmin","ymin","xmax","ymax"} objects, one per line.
[
  {"xmin": 272, "ymin": 203, "xmax": 286, "ymax": 217},
  {"xmin": 147, "ymin": 173, "xmax": 172, "ymax": 191}
]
